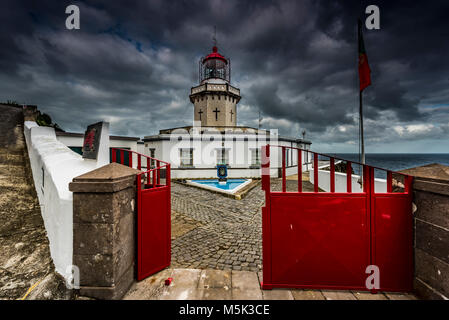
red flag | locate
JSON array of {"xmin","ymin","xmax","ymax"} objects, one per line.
[{"xmin": 358, "ymin": 19, "xmax": 371, "ymax": 92}]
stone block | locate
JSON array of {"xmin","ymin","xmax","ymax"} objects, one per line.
[
  {"xmin": 413, "ymin": 278, "xmax": 446, "ymax": 300},
  {"xmin": 73, "ymin": 185, "xmax": 135, "ymax": 224},
  {"xmin": 74, "ymin": 231, "xmax": 134, "ymax": 287},
  {"xmin": 79, "ymin": 264, "xmax": 135, "ymax": 300},
  {"xmin": 73, "ymin": 223, "xmax": 114, "ymax": 255},
  {"xmin": 415, "ymin": 219, "xmax": 449, "ymax": 264},
  {"xmin": 415, "ymin": 248, "xmax": 449, "ymax": 297},
  {"xmin": 414, "ymin": 191, "xmax": 449, "ymax": 229}
]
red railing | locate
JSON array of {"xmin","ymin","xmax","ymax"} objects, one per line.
[
  {"xmin": 111, "ymin": 148, "xmax": 171, "ymax": 189},
  {"xmin": 261, "ymin": 144, "xmax": 414, "ymax": 293},
  {"xmin": 262, "ymin": 145, "xmax": 413, "ymax": 194}
]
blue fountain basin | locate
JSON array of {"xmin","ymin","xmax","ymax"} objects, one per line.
[{"xmin": 187, "ymin": 179, "xmax": 252, "ymax": 194}]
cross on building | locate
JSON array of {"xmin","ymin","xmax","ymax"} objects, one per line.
[
  {"xmin": 213, "ymin": 108, "xmax": 220, "ymax": 121},
  {"xmin": 198, "ymin": 109, "xmax": 203, "ymax": 121},
  {"xmin": 230, "ymin": 109, "xmax": 234, "ymax": 122}
]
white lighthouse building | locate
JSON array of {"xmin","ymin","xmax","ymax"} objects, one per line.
[{"xmin": 143, "ymin": 45, "xmax": 311, "ymax": 179}]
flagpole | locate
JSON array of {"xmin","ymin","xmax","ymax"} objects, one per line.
[
  {"xmin": 360, "ymin": 89, "xmax": 365, "ymax": 165},
  {"xmin": 357, "ymin": 18, "xmax": 369, "ymax": 166}
]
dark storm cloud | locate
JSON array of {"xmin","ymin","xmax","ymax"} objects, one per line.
[{"xmin": 1, "ymin": 0, "xmax": 448, "ymax": 152}]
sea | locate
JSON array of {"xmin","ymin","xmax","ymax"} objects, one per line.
[{"xmin": 321, "ymin": 153, "xmax": 449, "ymax": 178}]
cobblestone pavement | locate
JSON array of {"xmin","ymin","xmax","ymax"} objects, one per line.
[{"xmin": 171, "ymin": 179, "xmax": 313, "ymax": 272}]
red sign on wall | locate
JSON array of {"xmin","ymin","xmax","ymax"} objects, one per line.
[{"xmin": 82, "ymin": 122, "xmax": 103, "ymax": 160}]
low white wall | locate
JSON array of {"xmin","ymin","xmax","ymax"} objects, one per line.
[
  {"xmin": 24, "ymin": 121, "xmax": 109, "ymax": 279},
  {"xmin": 310, "ymin": 168, "xmax": 387, "ymax": 193}
]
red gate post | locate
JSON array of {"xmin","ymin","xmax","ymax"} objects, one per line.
[
  {"xmin": 137, "ymin": 173, "xmax": 142, "ymax": 279},
  {"xmin": 166, "ymin": 164, "xmax": 171, "ymax": 266},
  {"xmin": 330, "ymin": 157, "xmax": 335, "ymax": 193},
  {"xmin": 387, "ymin": 171, "xmax": 393, "ymax": 193},
  {"xmin": 157, "ymin": 160, "xmax": 161, "ymax": 185},
  {"xmin": 281, "ymin": 146, "xmax": 286, "ymax": 192},
  {"xmin": 120, "ymin": 150, "xmax": 124, "ymax": 165},
  {"xmin": 112, "ymin": 148, "xmax": 116, "ymax": 163},
  {"xmin": 261, "ymin": 145, "xmax": 272, "ymax": 289},
  {"xmin": 347, "ymin": 161, "xmax": 352, "ymax": 193},
  {"xmin": 313, "ymin": 153, "xmax": 319, "ymax": 193},
  {"xmin": 166, "ymin": 164, "xmax": 171, "ymax": 187},
  {"xmin": 147, "ymin": 158, "xmax": 151, "ymax": 185},
  {"xmin": 153, "ymin": 169, "xmax": 156, "ymax": 188},
  {"xmin": 297, "ymin": 149, "xmax": 302, "ymax": 192}
]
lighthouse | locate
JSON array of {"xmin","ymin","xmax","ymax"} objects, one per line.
[
  {"xmin": 143, "ymin": 40, "xmax": 312, "ymax": 179},
  {"xmin": 189, "ymin": 46, "xmax": 241, "ymax": 127}
]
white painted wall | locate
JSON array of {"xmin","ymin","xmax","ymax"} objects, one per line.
[
  {"xmin": 24, "ymin": 121, "xmax": 110, "ymax": 279},
  {"xmin": 56, "ymin": 135, "xmax": 138, "ymax": 152},
  {"xmin": 309, "ymin": 168, "xmax": 387, "ymax": 193},
  {"xmin": 143, "ymin": 133, "xmax": 311, "ymax": 179}
]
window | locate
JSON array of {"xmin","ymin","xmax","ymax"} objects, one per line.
[
  {"xmin": 149, "ymin": 148, "xmax": 155, "ymax": 167},
  {"xmin": 180, "ymin": 148, "xmax": 193, "ymax": 167},
  {"xmin": 251, "ymin": 149, "xmax": 261, "ymax": 166},
  {"xmin": 216, "ymin": 148, "xmax": 229, "ymax": 166}
]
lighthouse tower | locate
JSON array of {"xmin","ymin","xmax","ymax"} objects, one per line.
[{"xmin": 189, "ymin": 46, "xmax": 241, "ymax": 127}]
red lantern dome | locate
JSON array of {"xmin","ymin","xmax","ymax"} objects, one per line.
[
  {"xmin": 200, "ymin": 46, "xmax": 230, "ymax": 84},
  {"xmin": 203, "ymin": 46, "xmax": 228, "ymax": 64}
]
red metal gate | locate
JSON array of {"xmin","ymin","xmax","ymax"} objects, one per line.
[
  {"xmin": 261, "ymin": 145, "xmax": 413, "ymax": 292},
  {"xmin": 112, "ymin": 148, "xmax": 171, "ymax": 281}
]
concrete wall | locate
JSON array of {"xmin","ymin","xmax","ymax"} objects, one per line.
[
  {"xmin": 310, "ymin": 168, "xmax": 387, "ymax": 193},
  {"xmin": 23, "ymin": 121, "xmax": 109, "ymax": 279}
]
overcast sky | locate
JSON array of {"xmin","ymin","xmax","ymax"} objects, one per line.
[{"xmin": 1, "ymin": 0, "xmax": 448, "ymax": 153}]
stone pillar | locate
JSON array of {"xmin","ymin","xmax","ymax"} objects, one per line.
[
  {"xmin": 69, "ymin": 163, "xmax": 141, "ymax": 299},
  {"xmin": 400, "ymin": 164, "xmax": 449, "ymax": 300}
]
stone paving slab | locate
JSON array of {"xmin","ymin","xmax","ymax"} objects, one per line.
[
  {"xmin": 291, "ymin": 289, "xmax": 325, "ymax": 300},
  {"xmin": 321, "ymin": 290, "xmax": 357, "ymax": 300},
  {"xmin": 123, "ymin": 268, "xmax": 417, "ymax": 300}
]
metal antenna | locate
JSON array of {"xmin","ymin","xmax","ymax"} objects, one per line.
[{"xmin": 213, "ymin": 26, "xmax": 217, "ymax": 47}]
